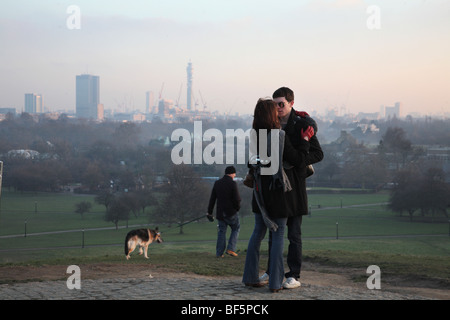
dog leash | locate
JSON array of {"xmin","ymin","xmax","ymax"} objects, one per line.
[
  {"xmin": 159, "ymin": 214, "xmax": 214, "ymax": 233},
  {"xmin": 177, "ymin": 214, "xmax": 214, "ymax": 228}
]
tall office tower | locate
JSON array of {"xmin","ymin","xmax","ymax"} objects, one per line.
[
  {"xmin": 186, "ymin": 61, "xmax": 193, "ymax": 111},
  {"xmin": 24, "ymin": 93, "xmax": 43, "ymax": 113},
  {"xmin": 76, "ymin": 74, "xmax": 100, "ymax": 119},
  {"xmin": 146, "ymin": 91, "xmax": 154, "ymax": 113},
  {"xmin": 394, "ymin": 102, "xmax": 402, "ymax": 117}
]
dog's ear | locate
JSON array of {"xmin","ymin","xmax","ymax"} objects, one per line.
[{"xmin": 155, "ymin": 227, "xmax": 159, "ymax": 232}]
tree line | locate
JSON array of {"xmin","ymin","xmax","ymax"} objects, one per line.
[
  {"xmin": 1, "ymin": 113, "xmax": 449, "ymax": 224},
  {"xmin": 311, "ymin": 127, "xmax": 450, "ymax": 221}
]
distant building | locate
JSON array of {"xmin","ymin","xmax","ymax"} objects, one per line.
[
  {"xmin": 0, "ymin": 108, "xmax": 16, "ymax": 115},
  {"xmin": 0, "ymin": 108, "xmax": 16, "ymax": 121},
  {"xmin": 146, "ymin": 91, "xmax": 154, "ymax": 113},
  {"xmin": 158, "ymin": 99, "xmax": 173, "ymax": 117},
  {"xmin": 133, "ymin": 113, "xmax": 146, "ymax": 122},
  {"xmin": 385, "ymin": 102, "xmax": 402, "ymax": 119},
  {"xmin": 24, "ymin": 93, "xmax": 43, "ymax": 113},
  {"xmin": 113, "ymin": 113, "xmax": 133, "ymax": 122},
  {"xmin": 186, "ymin": 61, "xmax": 193, "ymax": 111},
  {"xmin": 76, "ymin": 74, "xmax": 100, "ymax": 119},
  {"xmin": 97, "ymin": 103, "xmax": 104, "ymax": 120},
  {"xmin": 356, "ymin": 112, "xmax": 379, "ymax": 121}
]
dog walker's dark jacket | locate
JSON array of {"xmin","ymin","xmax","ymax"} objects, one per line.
[{"xmin": 207, "ymin": 175, "xmax": 241, "ymax": 220}]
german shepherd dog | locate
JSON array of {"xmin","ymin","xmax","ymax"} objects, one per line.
[{"xmin": 125, "ymin": 228, "xmax": 163, "ymax": 260}]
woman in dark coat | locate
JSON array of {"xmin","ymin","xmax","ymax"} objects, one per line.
[{"xmin": 242, "ymin": 98, "xmax": 312, "ymax": 292}]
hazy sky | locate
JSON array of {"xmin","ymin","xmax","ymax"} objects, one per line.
[{"xmin": 1, "ymin": 0, "xmax": 449, "ymax": 116}]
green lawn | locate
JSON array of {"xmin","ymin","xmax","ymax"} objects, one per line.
[
  {"xmin": 0, "ymin": 190, "xmax": 448, "ymax": 284},
  {"xmin": 0, "ymin": 191, "xmax": 149, "ymax": 235}
]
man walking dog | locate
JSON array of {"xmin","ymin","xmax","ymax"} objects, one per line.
[{"xmin": 207, "ymin": 166, "xmax": 241, "ymax": 257}]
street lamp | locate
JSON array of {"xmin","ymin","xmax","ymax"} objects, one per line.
[
  {"xmin": 336, "ymin": 221, "xmax": 339, "ymax": 240},
  {"xmin": 0, "ymin": 161, "xmax": 3, "ymax": 194},
  {"xmin": 0, "ymin": 161, "xmax": 3, "ymax": 212}
]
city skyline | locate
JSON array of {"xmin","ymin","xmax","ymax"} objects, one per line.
[{"xmin": 1, "ymin": 0, "xmax": 449, "ymax": 117}]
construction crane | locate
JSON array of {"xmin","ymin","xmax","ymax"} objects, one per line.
[
  {"xmin": 199, "ymin": 90, "xmax": 207, "ymax": 111},
  {"xmin": 175, "ymin": 83, "xmax": 183, "ymax": 109},
  {"xmin": 113, "ymin": 95, "xmax": 134, "ymax": 113},
  {"xmin": 191, "ymin": 91, "xmax": 199, "ymax": 111},
  {"xmin": 159, "ymin": 82, "xmax": 165, "ymax": 101},
  {"xmin": 0, "ymin": 161, "xmax": 3, "ymax": 200}
]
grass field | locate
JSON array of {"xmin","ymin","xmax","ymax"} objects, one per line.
[{"xmin": 0, "ymin": 189, "xmax": 449, "ymax": 284}]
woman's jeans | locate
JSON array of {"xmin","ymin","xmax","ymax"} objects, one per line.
[
  {"xmin": 242, "ymin": 213, "xmax": 287, "ymax": 290},
  {"xmin": 216, "ymin": 214, "xmax": 240, "ymax": 256}
]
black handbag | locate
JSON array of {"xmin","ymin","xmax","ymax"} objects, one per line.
[{"xmin": 306, "ymin": 164, "xmax": 314, "ymax": 178}]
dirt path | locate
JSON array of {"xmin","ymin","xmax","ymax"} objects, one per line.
[{"xmin": 0, "ymin": 262, "xmax": 448, "ymax": 300}]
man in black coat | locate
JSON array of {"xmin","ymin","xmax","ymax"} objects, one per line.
[
  {"xmin": 207, "ymin": 166, "xmax": 242, "ymax": 257},
  {"xmin": 261, "ymin": 87, "xmax": 323, "ymax": 288}
]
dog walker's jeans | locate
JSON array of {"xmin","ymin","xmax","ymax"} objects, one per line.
[
  {"xmin": 242, "ymin": 213, "xmax": 287, "ymax": 290},
  {"xmin": 216, "ymin": 214, "xmax": 240, "ymax": 256}
]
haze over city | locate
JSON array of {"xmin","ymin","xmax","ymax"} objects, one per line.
[{"xmin": 1, "ymin": 0, "xmax": 449, "ymax": 117}]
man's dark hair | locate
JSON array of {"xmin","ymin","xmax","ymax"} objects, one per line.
[
  {"xmin": 225, "ymin": 166, "xmax": 236, "ymax": 175},
  {"xmin": 272, "ymin": 87, "xmax": 294, "ymax": 102}
]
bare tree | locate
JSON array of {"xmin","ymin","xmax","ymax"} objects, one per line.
[
  {"xmin": 389, "ymin": 164, "xmax": 450, "ymax": 221},
  {"xmin": 155, "ymin": 164, "xmax": 210, "ymax": 234},
  {"xmin": 95, "ymin": 190, "xmax": 115, "ymax": 211},
  {"xmin": 389, "ymin": 166, "xmax": 422, "ymax": 221},
  {"xmin": 105, "ymin": 198, "xmax": 131, "ymax": 230},
  {"xmin": 381, "ymin": 127, "xmax": 412, "ymax": 170},
  {"xmin": 74, "ymin": 201, "xmax": 92, "ymax": 219}
]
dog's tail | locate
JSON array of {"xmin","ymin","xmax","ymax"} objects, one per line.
[{"xmin": 124, "ymin": 231, "xmax": 132, "ymax": 256}]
